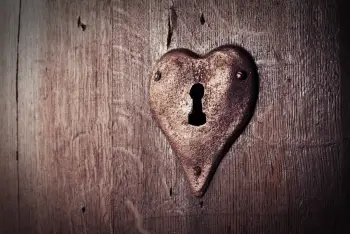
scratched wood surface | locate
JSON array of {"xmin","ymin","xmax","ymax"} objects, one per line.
[
  {"xmin": 0, "ymin": 0, "xmax": 20, "ymax": 233},
  {"xmin": 0, "ymin": 0, "xmax": 348, "ymax": 233}
]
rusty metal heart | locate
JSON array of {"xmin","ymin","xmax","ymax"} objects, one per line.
[{"xmin": 149, "ymin": 45, "xmax": 258, "ymax": 197}]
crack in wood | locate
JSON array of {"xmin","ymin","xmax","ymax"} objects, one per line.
[
  {"xmin": 77, "ymin": 16, "xmax": 87, "ymax": 31},
  {"xmin": 166, "ymin": 6, "xmax": 177, "ymax": 49}
]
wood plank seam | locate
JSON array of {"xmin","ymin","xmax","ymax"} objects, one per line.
[{"xmin": 15, "ymin": 0, "xmax": 22, "ymax": 233}]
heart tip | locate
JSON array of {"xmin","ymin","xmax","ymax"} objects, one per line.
[
  {"xmin": 193, "ymin": 188, "xmax": 206, "ymax": 197},
  {"xmin": 190, "ymin": 181, "xmax": 210, "ymax": 197},
  {"xmin": 185, "ymin": 166, "xmax": 213, "ymax": 197}
]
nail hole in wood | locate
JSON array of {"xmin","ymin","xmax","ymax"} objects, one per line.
[
  {"xmin": 199, "ymin": 201, "xmax": 204, "ymax": 208},
  {"xmin": 77, "ymin": 16, "xmax": 87, "ymax": 31},
  {"xmin": 200, "ymin": 13, "xmax": 205, "ymax": 25}
]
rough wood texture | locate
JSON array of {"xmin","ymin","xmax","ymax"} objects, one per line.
[
  {"xmin": 0, "ymin": 0, "xmax": 20, "ymax": 233},
  {"xmin": 2, "ymin": 0, "xmax": 346, "ymax": 233},
  {"xmin": 18, "ymin": 0, "xmax": 113, "ymax": 233},
  {"xmin": 148, "ymin": 0, "xmax": 345, "ymax": 233}
]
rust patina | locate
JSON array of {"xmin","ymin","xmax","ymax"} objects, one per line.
[{"xmin": 149, "ymin": 45, "xmax": 259, "ymax": 196}]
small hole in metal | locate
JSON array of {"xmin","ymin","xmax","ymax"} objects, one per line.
[
  {"xmin": 154, "ymin": 71, "xmax": 161, "ymax": 81},
  {"xmin": 193, "ymin": 166, "xmax": 202, "ymax": 176}
]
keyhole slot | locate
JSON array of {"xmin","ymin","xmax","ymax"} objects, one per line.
[{"xmin": 188, "ymin": 83, "xmax": 206, "ymax": 126}]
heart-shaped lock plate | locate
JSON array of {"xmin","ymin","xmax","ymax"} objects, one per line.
[{"xmin": 149, "ymin": 45, "xmax": 258, "ymax": 197}]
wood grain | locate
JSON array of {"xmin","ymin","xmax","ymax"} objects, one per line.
[
  {"xmin": 0, "ymin": 0, "xmax": 20, "ymax": 233},
  {"xmin": 149, "ymin": 0, "xmax": 345, "ymax": 233},
  {"xmin": 14, "ymin": 0, "xmax": 348, "ymax": 233},
  {"xmin": 18, "ymin": 0, "xmax": 114, "ymax": 233}
]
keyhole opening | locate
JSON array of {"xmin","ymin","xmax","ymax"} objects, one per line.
[{"xmin": 188, "ymin": 83, "xmax": 206, "ymax": 126}]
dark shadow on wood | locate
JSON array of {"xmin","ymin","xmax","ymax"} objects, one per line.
[{"xmin": 339, "ymin": 0, "xmax": 350, "ymax": 232}]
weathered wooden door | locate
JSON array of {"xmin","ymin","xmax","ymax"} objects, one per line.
[{"xmin": 1, "ymin": 0, "xmax": 349, "ymax": 233}]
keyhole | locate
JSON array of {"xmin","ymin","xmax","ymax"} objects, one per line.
[{"xmin": 188, "ymin": 83, "xmax": 206, "ymax": 126}]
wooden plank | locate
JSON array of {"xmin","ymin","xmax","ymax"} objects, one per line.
[
  {"xmin": 17, "ymin": 0, "xmax": 347, "ymax": 233},
  {"xmin": 18, "ymin": 0, "xmax": 114, "ymax": 233},
  {"xmin": 110, "ymin": 1, "xmax": 189, "ymax": 233},
  {"xmin": 0, "ymin": 0, "xmax": 20, "ymax": 233},
  {"xmin": 147, "ymin": 0, "xmax": 344, "ymax": 233}
]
